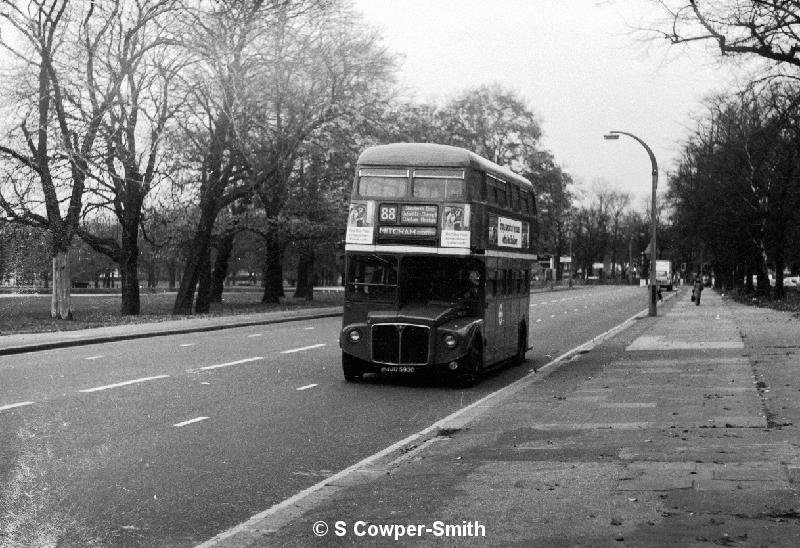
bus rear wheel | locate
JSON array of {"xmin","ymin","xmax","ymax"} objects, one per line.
[
  {"xmin": 342, "ymin": 352, "xmax": 365, "ymax": 382},
  {"xmin": 455, "ymin": 341, "xmax": 483, "ymax": 387}
]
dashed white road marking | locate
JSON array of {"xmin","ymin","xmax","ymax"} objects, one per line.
[
  {"xmin": 180, "ymin": 343, "xmax": 195, "ymax": 347},
  {"xmin": 247, "ymin": 334, "xmax": 263, "ymax": 338},
  {"xmin": 296, "ymin": 384, "xmax": 318, "ymax": 391},
  {"xmin": 303, "ymin": 327, "xmax": 315, "ymax": 330},
  {"xmin": 173, "ymin": 416, "xmax": 209, "ymax": 427},
  {"xmin": 189, "ymin": 357, "xmax": 264, "ymax": 372},
  {"xmin": 79, "ymin": 375, "xmax": 170, "ymax": 393},
  {"xmin": 85, "ymin": 355, "xmax": 105, "ymax": 360},
  {"xmin": 281, "ymin": 344, "xmax": 326, "ymax": 354},
  {"xmin": 0, "ymin": 401, "xmax": 35, "ymax": 412}
]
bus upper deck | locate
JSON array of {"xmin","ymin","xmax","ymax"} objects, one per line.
[{"xmin": 346, "ymin": 143, "xmax": 536, "ymax": 256}]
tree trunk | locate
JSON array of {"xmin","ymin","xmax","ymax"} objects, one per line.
[
  {"xmin": 120, "ymin": 261, "xmax": 141, "ymax": 315},
  {"xmin": 167, "ymin": 260, "xmax": 177, "ymax": 289},
  {"xmin": 195, "ymin": 250, "xmax": 213, "ymax": 313},
  {"xmin": 173, "ymin": 209, "xmax": 216, "ymax": 315},
  {"xmin": 294, "ymin": 244, "xmax": 314, "ymax": 301},
  {"xmin": 51, "ymin": 250, "xmax": 72, "ymax": 320},
  {"xmin": 261, "ymin": 233, "xmax": 284, "ymax": 303},
  {"xmin": 773, "ymin": 224, "xmax": 786, "ymax": 300},
  {"xmin": 210, "ymin": 232, "xmax": 235, "ymax": 303},
  {"xmin": 120, "ymin": 228, "xmax": 141, "ymax": 315},
  {"xmin": 147, "ymin": 260, "xmax": 157, "ymax": 288}
]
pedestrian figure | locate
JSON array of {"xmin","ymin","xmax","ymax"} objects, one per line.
[{"xmin": 692, "ymin": 274, "xmax": 703, "ymax": 306}]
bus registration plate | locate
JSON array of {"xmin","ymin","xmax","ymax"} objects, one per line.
[{"xmin": 381, "ymin": 366, "xmax": 416, "ymax": 374}]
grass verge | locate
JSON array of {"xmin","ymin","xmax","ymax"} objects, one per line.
[{"xmin": 0, "ymin": 290, "xmax": 343, "ymax": 335}]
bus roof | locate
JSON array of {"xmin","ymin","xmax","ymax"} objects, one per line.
[{"xmin": 357, "ymin": 143, "xmax": 532, "ymax": 189}]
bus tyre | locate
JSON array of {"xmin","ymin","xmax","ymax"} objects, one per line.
[
  {"xmin": 513, "ymin": 324, "xmax": 527, "ymax": 366},
  {"xmin": 342, "ymin": 352, "xmax": 364, "ymax": 382},
  {"xmin": 456, "ymin": 341, "xmax": 482, "ymax": 387}
]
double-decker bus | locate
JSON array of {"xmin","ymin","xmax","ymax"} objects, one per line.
[{"xmin": 339, "ymin": 143, "xmax": 537, "ymax": 385}]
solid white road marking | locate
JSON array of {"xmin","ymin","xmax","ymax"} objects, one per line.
[
  {"xmin": 85, "ymin": 355, "xmax": 105, "ymax": 360},
  {"xmin": 0, "ymin": 401, "xmax": 35, "ymax": 412},
  {"xmin": 79, "ymin": 375, "xmax": 170, "ymax": 393},
  {"xmin": 296, "ymin": 384, "xmax": 318, "ymax": 391},
  {"xmin": 189, "ymin": 357, "xmax": 264, "ymax": 372},
  {"xmin": 281, "ymin": 344, "xmax": 325, "ymax": 354},
  {"xmin": 173, "ymin": 416, "xmax": 209, "ymax": 427}
]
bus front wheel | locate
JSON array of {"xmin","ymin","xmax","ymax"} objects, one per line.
[{"xmin": 342, "ymin": 352, "xmax": 365, "ymax": 382}]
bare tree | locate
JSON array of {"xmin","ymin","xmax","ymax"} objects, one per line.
[
  {"xmin": 229, "ymin": 1, "xmax": 396, "ymax": 304},
  {"xmin": 0, "ymin": 0, "xmax": 123, "ymax": 318},
  {"xmin": 604, "ymin": 189, "xmax": 632, "ymax": 279},
  {"xmin": 76, "ymin": 0, "xmax": 186, "ymax": 315},
  {"xmin": 657, "ymin": 1, "xmax": 800, "ymax": 71}
]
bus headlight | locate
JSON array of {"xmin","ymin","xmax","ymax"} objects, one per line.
[
  {"xmin": 443, "ymin": 334, "xmax": 457, "ymax": 348},
  {"xmin": 347, "ymin": 329, "xmax": 362, "ymax": 344}
]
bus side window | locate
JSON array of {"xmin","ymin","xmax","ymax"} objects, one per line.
[
  {"xmin": 510, "ymin": 185, "xmax": 520, "ymax": 211},
  {"xmin": 495, "ymin": 181, "xmax": 507, "ymax": 207},
  {"xmin": 476, "ymin": 172, "xmax": 487, "ymax": 202},
  {"xmin": 520, "ymin": 190, "xmax": 530, "ymax": 214},
  {"xmin": 487, "ymin": 177, "xmax": 498, "ymax": 205}
]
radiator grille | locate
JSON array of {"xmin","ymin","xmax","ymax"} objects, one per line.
[{"xmin": 371, "ymin": 324, "xmax": 429, "ymax": 365}]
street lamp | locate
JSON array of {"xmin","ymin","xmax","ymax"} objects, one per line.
[{"xmin": 604, "ymin": 130, "xmax": 658, "ymax": 317}]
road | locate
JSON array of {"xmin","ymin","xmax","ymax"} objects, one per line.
[{"xmin": 0, "ymin": 285, "xmax": 647, "ymax": 546}]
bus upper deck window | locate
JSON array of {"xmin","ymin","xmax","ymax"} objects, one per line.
[
  {"xmin": 357, "ymin": 168, "xmax": 408, "ymax": 198},
  {"xmin": 413, "ymin": 169, "xmax": 465, "ymax": 200},
  {"xmin": 520, "ymin": 191, "xmax": 530, "ymax": 214},
  {"xmin": 488, "ymin": 175, "xmax": 507, "ymax": 207},
  {"xmin": 510, "ymin": 185, "xmax": 520, "ymax": 211}
]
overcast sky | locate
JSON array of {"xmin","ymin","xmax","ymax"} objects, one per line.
[{"xmin": 352, "ymin": 0, "xmax": 746, "ymax": 207}]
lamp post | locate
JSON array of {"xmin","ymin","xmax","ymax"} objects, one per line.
[{"xmin": 604, "ymin": 130, "xmax": 658, "ymax": 317}]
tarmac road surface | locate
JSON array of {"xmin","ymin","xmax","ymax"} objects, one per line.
[{"xmin": 0, "ymin": 285, "xmax": 646, "ymax": 546}]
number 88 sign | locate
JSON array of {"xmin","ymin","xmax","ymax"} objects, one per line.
[{"xmin": 379, "ymin": 204, "xmax": 397, "ymax": 223}]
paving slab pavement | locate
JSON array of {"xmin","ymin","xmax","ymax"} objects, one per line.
[{"xmin": 200, "ymin": 287, "xmax": 800, "ymax": 547}]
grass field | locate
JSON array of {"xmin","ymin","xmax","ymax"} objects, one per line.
[{"xmin": 0, "ymin": 290, "xmax": 343, "ymax": 335}]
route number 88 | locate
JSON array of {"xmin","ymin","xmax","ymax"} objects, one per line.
[{"xmin": 380, "ymin": 205, "xmax": 397, "ymax": 222}]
